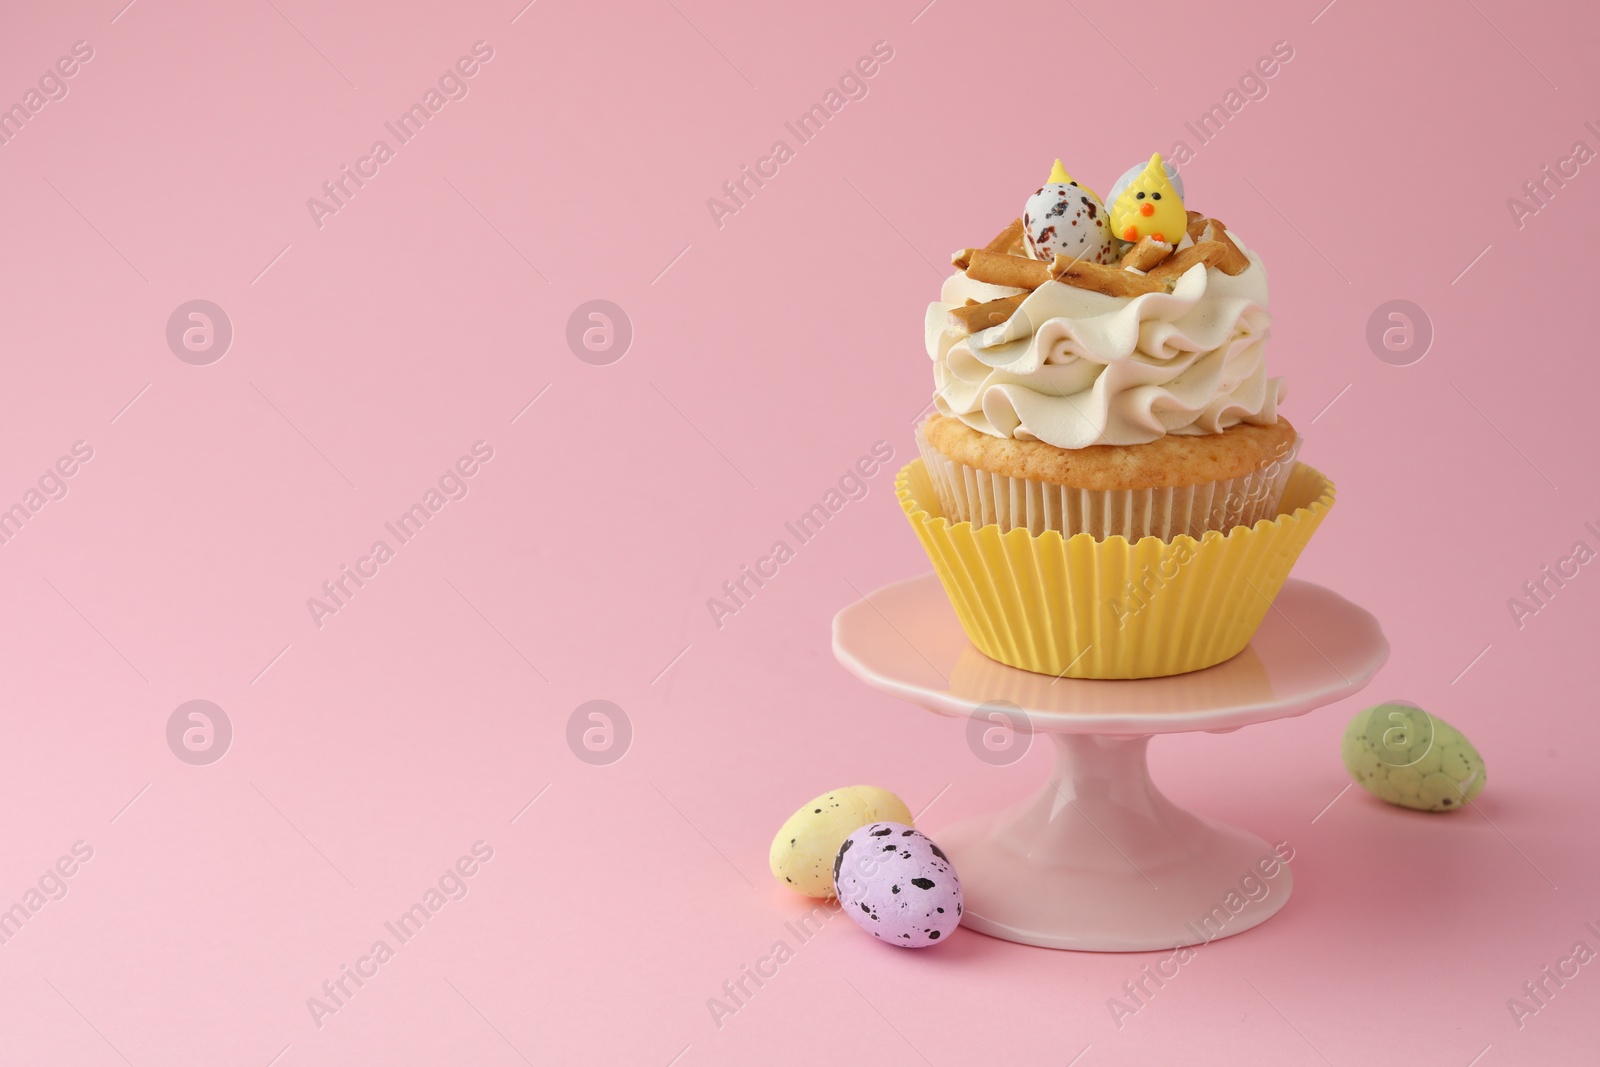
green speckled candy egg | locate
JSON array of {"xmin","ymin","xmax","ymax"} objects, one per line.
[
  {"xmin": 770, "ymin": 786, "xmax": 913, "ymax": 897},
  {"xmin": 1341, "ymin": 702, "xmax": 1485, "ymax": 812}
]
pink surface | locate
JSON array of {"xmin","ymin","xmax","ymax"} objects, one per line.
[{"xmin": 0, "ymin": 1, "xmax": 1594, "ymax": 1064}]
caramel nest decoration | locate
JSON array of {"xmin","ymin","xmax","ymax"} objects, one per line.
[{"xmin": 947, "ymin": 211, "xmax": 1252, "ymax": 333}]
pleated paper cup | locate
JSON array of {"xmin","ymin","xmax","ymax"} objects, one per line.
[
  {"xmin": 916, "ymin": 425, "xmax": 1300, "ymax": 540},
  {"xmin": 897, "ymin": 457, "xmax": 1335, "ymax": 679}
]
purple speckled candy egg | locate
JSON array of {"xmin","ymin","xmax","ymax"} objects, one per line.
[{"xmin": 832, "ymin": 822, "xmax": 962, "ymax": 947}]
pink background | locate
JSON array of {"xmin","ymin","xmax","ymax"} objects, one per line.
[{"xmin": 0, "ymin": 0, "xmax": 1596, "ymax": 1063}]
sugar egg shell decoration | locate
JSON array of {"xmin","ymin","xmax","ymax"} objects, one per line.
[
  {"xmin": 1022, "ymin": 159, "xmax": 1117, "ymax": 265},
  {"xmin": 1341, "ymin": 702, "xmax": 1486, "ymax": 813},
  {"xmin": 1109, "ymin": 152, "xmax": 1188, "ymax": 245},
  {"xmin": 833, "ymin": 822, "xmax": 963, "ymax": 947},
  {"xmin": 769, "ymin": 786, "xmax": 914, "ymax": 898}
]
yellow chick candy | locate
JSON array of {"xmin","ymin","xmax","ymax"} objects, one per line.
[{"xmin": 1109, "ymin": 152, "xmax": 1186, "ymax": 245}]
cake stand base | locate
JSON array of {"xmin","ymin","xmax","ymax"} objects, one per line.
[
  {"xmin": 832, "ymin": 575, "xmax": 1388, "ymax": 953},
  {"xmin": 940, "ymin": 733, "xmax": 1289, "ymax": 951}
]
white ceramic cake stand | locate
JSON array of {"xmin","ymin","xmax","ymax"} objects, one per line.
[{"xmin": 832, "ymin": 574, "xmax": 1387, "ymax": 951}]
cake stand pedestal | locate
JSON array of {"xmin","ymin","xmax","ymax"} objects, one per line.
[{"xmin": 832, "ymin": 575, "xmax": 1388, "ymax": 952}]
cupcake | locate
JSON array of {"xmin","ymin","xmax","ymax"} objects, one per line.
[
  {"xmin": 925, "ymin": 153, "xmax": 1297, "ymax": 539},
  {"xmin": 900, "ymin": 154, "xmax": 1335, "ymax": 679}
]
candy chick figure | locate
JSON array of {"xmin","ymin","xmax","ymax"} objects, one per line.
[
  {"xmin": 1109, "ymin": 153, "xmax": 1186, "ymax": 245},
  {"xmin": 1022, "ymin": 159, "xmax": 1116, "ymax": 265}
]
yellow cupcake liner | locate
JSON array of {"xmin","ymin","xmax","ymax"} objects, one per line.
[{"xmin": 896, "ymin": 458, "xmax": 1336, "ymax": 679}]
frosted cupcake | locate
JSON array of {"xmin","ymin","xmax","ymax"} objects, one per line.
[
  {"xmin": 899, "ymin": 155, "xmax": 1334, "ymax": 679},
  {"xmin": 922, "ymin": 154, "xmax": 1297, "ymax": 539}
]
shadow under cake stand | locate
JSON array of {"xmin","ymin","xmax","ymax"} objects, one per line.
[{"xmin": 832, "ymin": 574, "xmax": 1388, "ymax": 952}]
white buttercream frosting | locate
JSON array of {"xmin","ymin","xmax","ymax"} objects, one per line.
[{"xmin": 926, "ymin": 235, "xmax": 1284, "ymax": 449}]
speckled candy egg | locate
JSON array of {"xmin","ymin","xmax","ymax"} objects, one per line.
[
  {"xmin": 1023, "ymin": 182, "xmax": 1116, "ymax": 265},
  {"xmin": 769, "ymin": 787, "xmax": 914, "ymax": 898},
  {"xmin": 1342, "ymin": 701, "xmax": 1486, "ymax": 812},
  {"xmin": 833, "ymin": 822, "xmax": 962, "ymax": 947}
]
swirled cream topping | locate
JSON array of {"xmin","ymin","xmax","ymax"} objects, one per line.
[{"xmin": 926, "ymin": 234, "xmax": 1284, "ymax": 449}]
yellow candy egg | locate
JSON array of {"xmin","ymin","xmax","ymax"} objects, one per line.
[
  {"xmin": 1341, "ymin": 702, "xmax": 1486, "ymax": 813},
  {"xmin": 769, "ymin": 786, "xmax": 914, "ymax": 897}
]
